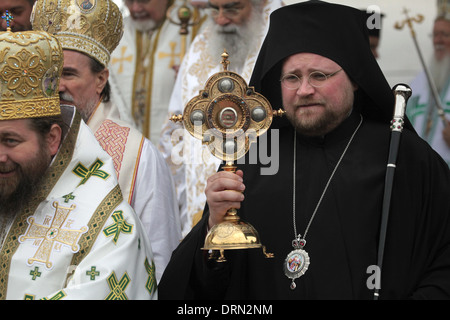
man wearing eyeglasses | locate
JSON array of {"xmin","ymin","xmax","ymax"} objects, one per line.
[
  {"xmin": 407, "ymin": 0, "xmax": 450, "ymax": 167},
  {"xmin": 108, "ymin": 0, "xmax": 206, "ymax": 145},
  {"xmin": 159, "ymin": 1, "xmax": 450, "ymax": 300},
  {"xmin": 159, "ymin": 0, "xmax": 282, "ymax": 237}
]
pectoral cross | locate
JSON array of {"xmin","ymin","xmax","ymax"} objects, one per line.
[
  {"xmin": 1, "ymin": 10, "xmax": 13, "ymax": 31},
  {"xmin": 19, "ymin": 201, "xmax": 88, "ymax": 269}
]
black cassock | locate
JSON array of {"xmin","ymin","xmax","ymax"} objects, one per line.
[
  {"xmin": 159, "ymin": 1, "xmax": 450, "ymax": 299},
  {"xmin": 159, "ymin": 111, "xmax": 450, "ymax": 299}
]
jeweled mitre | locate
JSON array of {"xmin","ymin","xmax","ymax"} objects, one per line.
[
  {"xmin": 31, "ymin": 0, "xmax": 123, "ymax": 67},
  {"xmin": 0, "ymin": 30, "xmax": 63, "ymax": 120}
]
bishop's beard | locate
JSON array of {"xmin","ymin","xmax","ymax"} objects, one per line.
[
  {"xmin": 429, "ymin": 54, "xmax": 450, "ymax": 93},
  {"xmin": 129, "ymin": 17, "xmax": 158, "ymax": 33},
  {"xmin": 0, "ymin": 142, "xmax": 51, "ymax": 220},
  {"xmin": 206, "ymin": 9, "xmax": 264, "ymax": 72},
  {"xmin": 59, "ymin": 91, "xmax": 97, "ymax": 123}
]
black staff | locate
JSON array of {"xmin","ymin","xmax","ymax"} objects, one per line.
[{"xmin": 374, "ymin": 84, "xmax": 412, "ymax": 300}]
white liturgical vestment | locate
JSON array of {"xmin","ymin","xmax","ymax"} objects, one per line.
[
  {"xmin": 88, "ymin": 100, "xmax": 182, "ymax": 282},
  {"xmin": 158, "ymin": 0, "xmax": 283, "ymax": 236},
  {"xmin": 407, "ymin": 72, "xmax": 450, "ymax": 167},
  {"xmin": 0, "ymin": 107, "xmax": 156, "ymax": 300},
  {"xmin": 109, "ymin": 1, "xmax": 206, "ymax": 145}
]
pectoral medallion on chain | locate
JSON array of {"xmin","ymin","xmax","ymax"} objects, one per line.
[
  {"xmin": 283, "ymin": 238, "xmax": 310, "ymax": 290},
  {"xmin": 285, "ymin": 116, "xmax": 362, "ymax": 290}
]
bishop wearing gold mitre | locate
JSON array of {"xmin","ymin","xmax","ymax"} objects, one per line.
[
  {"xmin": 0, "ymin": 15, "xmax": 156, "ymax": 300},
  {"xmin": 31, "ymin": 0, "xmax": 182, "ymax": 283}
]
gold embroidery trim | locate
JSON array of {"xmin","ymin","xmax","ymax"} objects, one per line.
[
  {"xmin": 0, "ymin": 97, "xmax": 60, "ymax": 120},
  {"xmin": 57, "ymin": 35, "xmax": 109, "ymax": 68},
  {"xmin": 128, "ymin": 136, "xmax": 144, "ymax": 204},
  {"xmin": 132, "ymin": 27, "xmax": 162, "ymax": 138},
  {"xmin": 69, "ymin": 185, "xmax": 123, "ymax": 268}
]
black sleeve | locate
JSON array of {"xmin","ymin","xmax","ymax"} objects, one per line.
[{"xmin": 158, "ymin": 208, "xmax": 231, "ymax": 300}]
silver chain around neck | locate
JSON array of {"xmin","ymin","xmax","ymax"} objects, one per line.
[{"xmin": 292, "ymin": 114, "xmax": 363, "ymax": 242}]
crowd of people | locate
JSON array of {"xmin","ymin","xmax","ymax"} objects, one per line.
[{"xmin": 0, "ymin": 0, "xmax": 449, "ymax": 300}]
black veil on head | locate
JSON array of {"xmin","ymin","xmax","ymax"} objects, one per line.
[{"xmin": 250, "ymin": 0, "xmax": 409, "ymax": 129}]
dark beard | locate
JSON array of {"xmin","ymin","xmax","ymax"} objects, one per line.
[{"xmin": 0, "ymin": 145, "xmax": 51, "ymax": 219}]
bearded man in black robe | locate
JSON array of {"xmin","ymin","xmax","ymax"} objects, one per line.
[{"xmin": 159, "ymin": 0, "xmax": 450, "ymax": 299}]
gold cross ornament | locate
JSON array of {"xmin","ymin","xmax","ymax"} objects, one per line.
[{"xmin": 19, "ymin": 202, "xmax": 88, "ymax": 269}]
